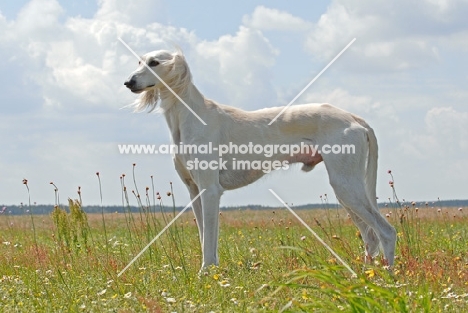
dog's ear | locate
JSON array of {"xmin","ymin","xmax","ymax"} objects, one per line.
[{"xmin": 167, "ymin": 51, "xmax": 192, "ymax": 93}]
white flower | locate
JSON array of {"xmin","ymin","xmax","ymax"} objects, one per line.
[
  {"xmin": 166, "ymin": 297, "xmax": 176, "ymax": 303},
  {"xmin": 97, "ymin": 289, "xmax": 107, "ymax": 296},
  {"xmin": 124, "ymin": 292, "xmax": 132, "ymax": 299}
]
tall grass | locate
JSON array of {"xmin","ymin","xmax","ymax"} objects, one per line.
[{"xmin": 0, "ymin": 170, "xmax": 467, "ymax": 312}]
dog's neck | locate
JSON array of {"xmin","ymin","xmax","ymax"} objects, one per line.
[
  {"xmin": 161, "ymin": 82, "xmax": 209, "ymax": 144},
  {"xmin": 159, "ymin": 82, "xmax": 203, "ymax": 110}
]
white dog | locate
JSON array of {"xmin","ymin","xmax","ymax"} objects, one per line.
[{"xmin": 124, "ymin": 50, "xmax": 396, "ymax": 269}]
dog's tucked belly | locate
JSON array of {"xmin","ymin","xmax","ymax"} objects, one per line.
[
  {"xmin": 289, "ymin": 152, "xmax": 323, "ymax": 172},
  {"xmin": 218, "ymin": 152, "xmax": 323, "ymax": 190},
  {"xmin": 219, "ymin": 169, "xmax": 266, "ymax": 190}
]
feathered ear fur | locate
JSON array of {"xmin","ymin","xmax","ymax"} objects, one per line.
[{"xmin": 164, "ymin": 50, "xmax": 192, "ymax": 96}]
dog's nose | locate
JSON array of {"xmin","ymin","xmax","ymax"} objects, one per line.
[{"xmin": 124, "ymin": 79, "xmax": 135, "ymax": 89}]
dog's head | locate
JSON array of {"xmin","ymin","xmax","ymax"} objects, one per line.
[{"xmin": 124, "ymin": 49, "xmax": 191, "ymax": 112}]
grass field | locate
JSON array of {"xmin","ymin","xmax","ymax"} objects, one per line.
[{"xmin": 1, "ymin": 192, "xmax": 467, "ymax": 312}]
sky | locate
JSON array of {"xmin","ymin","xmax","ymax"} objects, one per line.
[{"xmin": 0, "ymin": 0, "xmax": 467, "ymax": 208}]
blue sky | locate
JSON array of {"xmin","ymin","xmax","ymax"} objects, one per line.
[{"xmin": 1, "ymin": 0, "xmax": 467, "ymax": 207}]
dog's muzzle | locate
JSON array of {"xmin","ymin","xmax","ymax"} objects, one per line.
[
  {"xmin": 124, "ymin": 79, "xmax": 155, "ymax": 93},
  {"xmin": 124, "ymin": 79, "xmax": 139, "ymax": 93}
]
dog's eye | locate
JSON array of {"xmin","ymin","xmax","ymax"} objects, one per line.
[{"xmin": 148, "ymin": 60, "xmax": 160, "ymax": 67}]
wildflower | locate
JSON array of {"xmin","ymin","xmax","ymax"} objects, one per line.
[
  {"xmin": 458, "ymin": 207, "xmax": 463, "ymax": 212},
  {"xmin": 251, "ymin": 261, "xmax": 262, "ymax": 269},
  {"xmin": 213, "ymin": 274, "xmax": 219, "ymax": 280},
  {"xmin": 387, "ymin": 170, "xmax": 391, "ymax": 174},
  {"xmin": 97, "ymin": 289, "xmax": 107, "ymax": 296},
  {"xmin": 300, "ymin": 235, "xmax": 306, "ymax": 241},
  {"xmin": 22, "ymin": 178, "xmax": 28, "ymax": 185},
  {"xmin": 219, "ymin": 280, "xmax": 230, "ymax": 287},
  {"xmin": 386, "ymin": 214, "xmax": 390, "ymax": 218},
  {"xmin": 365, "ymin": 269, "xmax": 375, "ymax": 278},
  {"xmin": 166, "ymin": 191, "xmax": 172, "ymax": 196},
  {"xmin": 166, "ymin": 297, "xmax": 176, "ymax": 303},
  {"xmin": 124, "ymin": 292, "xmax": 132, "ymax": 299},
  {"xmin": 437, "ymin": 209, "xmax": 441, "ymax": 213}
]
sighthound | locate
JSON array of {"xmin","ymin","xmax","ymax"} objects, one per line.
[{"xmin": 124, "ymin": 49, "xmax": 397, "ymax": 269}]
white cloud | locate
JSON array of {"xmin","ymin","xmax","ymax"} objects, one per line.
[
  {"xmin": 304, "ymin": 0, "xmax": 468, "ymax": 71},
  {"xmin": 425, "ymin": 107, "xmax": 468, "ymax": 152},
  {"xmin": 95, "ymin": 0, "xmax": 164, "ymax": 27},
  {"xmin": 15, "ymin": 0, "xmax": 64, "ymax": 40},
  {"xmin": 194, "ymin": 26, "xmax": 279, "ymax": 109},
  {"xmin": 242, "ymin": 6, "xmax": 312, "ymax": 32},
  {"xmin": 401, "ymin": 106, "xmax": 468, "ymax": 160}
]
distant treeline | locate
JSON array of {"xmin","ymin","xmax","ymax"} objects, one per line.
[{"xmin": 1, "ymin": 199, "xmax": 467, "ymax": 216}]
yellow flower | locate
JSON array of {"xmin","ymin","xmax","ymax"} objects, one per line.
[
  {"xmin": 365, "ymin": 269, "xmax": 375, "ymax": 278},
  {"xmin": 213, "ymin": 274, "xmax": 219, "ymax": 280}
]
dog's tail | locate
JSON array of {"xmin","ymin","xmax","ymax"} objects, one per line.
[{"xmin": 354, "ymin": 115, "xmax": 378, "ymax": 208}]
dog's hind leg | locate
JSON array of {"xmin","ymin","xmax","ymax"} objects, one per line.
[
  {"xmin": 323, "ymin": 129, "xmax": 396, "ymax": 265},
  {"xmin": 329, "ymin": 172, "xmax": 396, "ymax": 265},
  {"xmin": 343, "ymin": 206, "xmax": 381, "ymax": 261}
]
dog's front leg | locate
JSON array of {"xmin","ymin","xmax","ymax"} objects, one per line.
[
  {"xmin": 200, "ymin": 184, "xmax": 222, "ymax": 269},
  {"xmin": 185, "ymin": 182, "xmax": 203, "ymax": 246}
]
